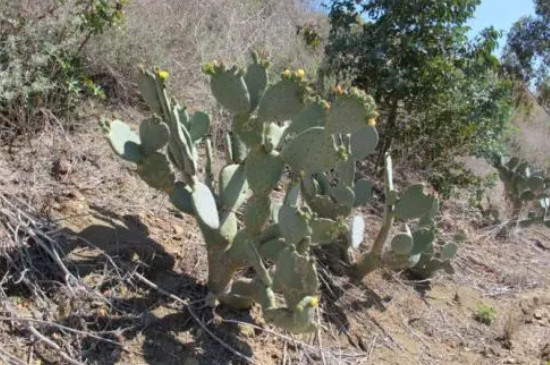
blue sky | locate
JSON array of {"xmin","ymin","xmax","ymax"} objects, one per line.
[{"xmin": 468, "ymin": 0, "xmax": 535, "ymax": 51}]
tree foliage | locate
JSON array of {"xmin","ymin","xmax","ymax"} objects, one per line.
[
  {"xmin": 504, "ymin": 0, "xmax": 550, "ymax": 111},
  {"xmin": 323, "ymin": 0, "xmax": 512, "ymax": 166}
]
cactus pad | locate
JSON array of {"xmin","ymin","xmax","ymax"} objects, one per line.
[
  {"xmin": 169, "ymin": 182, "xmax": 193, "ymax": 215},
  {"xmin": 353, "ymin": 178, "xmax": 374, "ymax": 207},
  {"xmin": 245, "ymin": 61, "xmax": 268, "ymax": 111},
  {"xmin": 188, "ymin": 111, "xmax": 210, "ymax": 143},
  {"xmin": 350, "ymin": 126, "xmax": 379, "ymax": 160},
  {"xmin": 139, "ymin": 116, "xmax": 170, "ymax": 155},
  {"xmin": 287, "ymin": 101, "xmax": 327, "ymax": 136},
  {"xmin": 279, "ymin": 204, "xmax": 310, "ymax": 244},
  {"xmin": 219, "ymin": 164, "xmax": 249, "ymax": 212},
  {"xmin": 245, "ymin": 195, "xmax": 271, "ymax": 235},
  {"xmin": 136, "ymin": 152, "xmax": 175, "ymax": 193},
  {"xmin": 440, "ymin": 242, "xmax": 458, "ymax": 260},
  {"xmin": 191, "ymin": 182, "xmax": 220, "ymax": 230},
  {"xmin": 233, "ymin": 115, "xmax": 263, "ymax": 147},
  {"xmin": 281, "ymin": 127, "xmax": 338, "ymax": 174},
  {"xmin": 257, "ymin": 79, "xmax": 306, "ymax": 123},
  {"xmin": 101, "ymin": 120, "xmax": 143, "ymax": 163},
  {"xmin": 395, "ymin": 184, "xmax": 436, "ymax": 220},
  {"xmin": 209, "ymin": 65, "xmax": 251, "ymax": 114},
  {"xmin": 350, "ymin": 215, "xmax": 365, "ymax": 249},
  {"xmin": 245, "ymin": 148, "xmax": 283, "ymax": 194},
  {"xmin": 326, "ymin": 90, "xmax": 376, "ymax": 135},
  {"xmin": 391, "ymin": 232, "xmax": 414, "ymax": 255},
  {"xmin": 273, "ymin": 246, "xmax": 318, "ymax": 308}
]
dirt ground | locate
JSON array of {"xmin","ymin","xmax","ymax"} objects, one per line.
[{"xmin": 1, "ymin": 105, "xmax": 549, "ymax": 365}]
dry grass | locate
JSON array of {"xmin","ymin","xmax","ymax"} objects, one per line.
[
  {"xmin": 86, "ymin": 0, "xmax": 326, "ymax": 107},
  {"xmin": 506, "ymin": 103, "xmax": 550, "ymax": 171}
]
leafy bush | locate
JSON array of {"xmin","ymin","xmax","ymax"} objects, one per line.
[
  {"xmin": 475, "ymin": 305, "xmax": 496, "ymax": 325},
  {"xmin": 322, "ymin": 0, "xmax": 512, "ymax": 168},
  {"xmin": 0, "ymin": 0, "xmax": 125, "ymax": 139}
]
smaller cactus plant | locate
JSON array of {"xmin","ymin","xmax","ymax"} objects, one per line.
[
  {"xmin": 353, "ymin": 154, "xmax": 458, "ymax": 279},
  {"xmin": 492, "ymin": 155, "xmax": 550, "ymax": 229}
]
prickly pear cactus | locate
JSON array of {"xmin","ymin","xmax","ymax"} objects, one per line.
[
  {"xmin": 492, "ymin": 155, "xmax": 550, "ymax": 228},
  {"xmin": 101, "ymin": 53, "xmax": 456, "ymax": 333}
]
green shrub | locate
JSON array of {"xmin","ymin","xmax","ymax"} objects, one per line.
[
  {"xmin": 475, "ymin": 305, "xmax": 496, "ymax": 325},
  {"xmin": 0, "ymin": 0, "xmax": 125, "ymax": 139}
]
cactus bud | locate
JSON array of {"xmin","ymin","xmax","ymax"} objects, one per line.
[
  {"xmin": 307, "ymin": 296, "xmax": 319, "ymax": 307},
  {"xmin": 320, "ymin": 100, "xmax": 330, "ymax": 110},
  {"xmin": 157, "ymin": 70, "xmax": 169, "ymax": 82},
  {"xmin": 295, "ymin": 69, "xmax": 306, "ymax": 80},
  {"xmin": 282, "ymin": 69, "xmax": 291, "ymax": 79},
  {"xmin": 367, "ymin": 118, "xmax": 376, "ymax": 126}
]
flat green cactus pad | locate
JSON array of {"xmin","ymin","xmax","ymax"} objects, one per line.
[
  {"xmin": 191, "ymin": 182, "xmax": 220, "ymax": 230},
  {"xmin": 305, "ymin": 194, "xmax": 337, "ymax": 219},
  {"xmin": 279, "ymin": 204, "xmax": 310, "ymax": 244},
  {"xmin": 102, "ymin": 120, "xmax": 143, "ymax": 163},
  {"xmin": 138, "ymin": 116, "xmax": 170, "ymax": 155},
  {"xmin": 209, "ymin": 66, "xmax": 251, "ymax": 114},
  {"xmin": 245, "ymin": 194, "xmax": 271, "ymax": 235},
  {"xmin": 411, "ymin": 228, "xmax": 435, "ymax": 255},
  {"xmin": 259, "ymin": 238, "xmax": 287, "ymax": 261},
  {"xmin": 264, "ymin": 123, "xmax": 286, "ymax": 152},
  {"xmin": 391, "ymin": 232, "xmax": 414, "ymax": 255},
  {"xmin": 287, "ymin": 101, "xmax": 327, "ymax": 136},
  {"xmin": 350, "ymin": 215, "xmax": 364, "ymax": 249},
  {"xmin": 281, "ymin": 127, "xmax": 338, "ymax": 175},
  {"xmin": 353, "ymin": 178, "xmax": 374, "ymax": 207},
  {"xmin": 220, "ymin": 212, "xmax": 238, "ymax": 242},
  {"xmin": 309, "ymin": 218, "xmax": 340, "ymax": 244},
  {"xmin": 245, "ymin": 148, "xmax": 283, "ymax": 194},
  {"xmin": 136, "ymin": 152, "xmax": 175, "ymax": 193},
  {"xmin": 245, "ymin": 62, "xmax": 268, "ymax": 111},
  {"xmin": 273, "ymin": 246, "xmax": 318, "ymax": 308},
  {"xmin": 329, "ymin": 185, "xmax": 355, "ymax": 208},
  {"xmin": 231, "ymin": 134, "xmax": 248, "ymax": 164},
  {"xmin": 336, "ymin": 158, "xmax": 356, "ymax": 187},
  {"xmin": 188, "ymin": 111, "xmax": 210, "ymax": 143},
  {"xmin": 233, "ymin": 115, "xmax": 263, "ymax": 147},
  {"xmin": 138, "ymin": 69, "xmax": 163, "ymax": 115},
  {"xmin": 395, "ymin": 184, "xmax": 436, "ymax": 220},
  {"xmin": 257, "ymin": 79, "xmax": 305, "ymax": 123},
  {"xmin": 440, "ymin": 242, "xmax": 458, "ymax": 260},
  {"xmin": 350, "ymin": 126, "xmax": 379, "ymax": 160},
  {"xmin": 326, "ymin": 91, "xmax": 375, "ymax": 135},
  {"xmin": 169, "ymin": 182, "xmax": 193, "ymax": 215},
  {"xmin": 219, "ymin": 164, "xmax": 249, "ymax": 212}
]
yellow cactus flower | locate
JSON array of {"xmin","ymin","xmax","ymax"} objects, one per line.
[
  {"xmin": 299, "ymin": 170, "xmax": 306, "ymax": 179},
  {"xmin": 157, "ymin": 70, "xmax": 169, "ymax": 82},
  {"xmin": 367, "ymin": 118, "xmax": 376, "ymax": 127},
  {"xmin": 307, "ymin": 297, "xmax": 319, "ymax": 307},
  {"xmin": 282, "ymin": 69, "xmax": 291, "ymax": 78},
  {"xmin": 295, "ymin": 69, "xmax": 306, "ymax": 80}
]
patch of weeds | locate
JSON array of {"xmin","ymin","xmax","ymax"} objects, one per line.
[{"xmin": 475, "ymin": 304, "xmax": 496, "ymax": 325}]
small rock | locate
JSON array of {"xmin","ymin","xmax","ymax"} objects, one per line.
[
  {"xmin": 52, "ymin": 156, "xmax": 71, "ymax": 180},
  {"xmin": 534, "ymin": 309, "xmax": 544, "ymax": 320},
  {"xmin": 505, "ymin": 357, "xmax": 516, "ymax": 364},
  {"xmin": 172, "ymin": 224, "xmax": 184, "ymax": 235}
]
